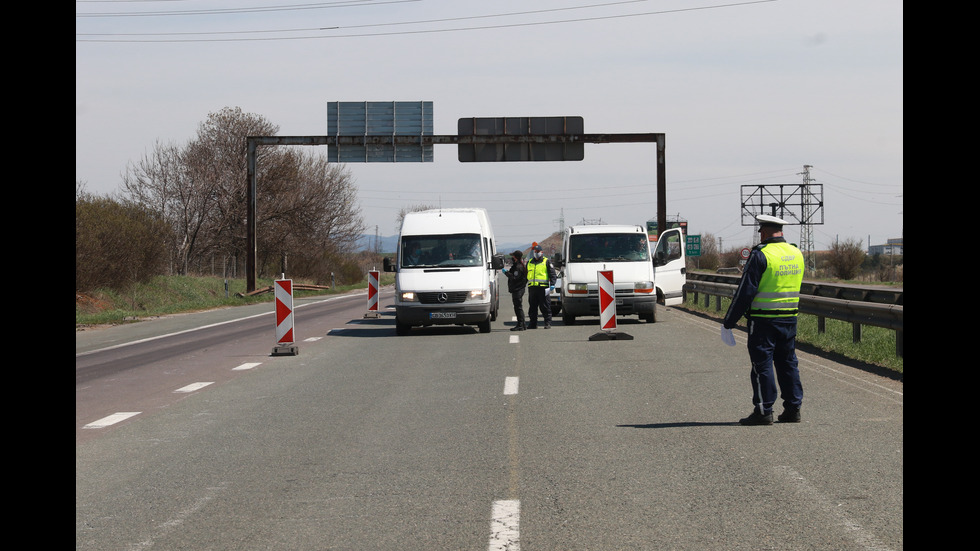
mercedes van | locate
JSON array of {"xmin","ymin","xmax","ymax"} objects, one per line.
[{"xmin": 383, "ymin": 208, "xmax": 503, "ymax": 335}]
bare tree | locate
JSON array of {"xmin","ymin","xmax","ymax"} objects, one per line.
[
  {"xmin": 262, "ymin": 151, "xmax": 366, "ymax": 279},
  {"xmin": 122, "ymin": 140, "xmax": 204, "ymax": 274},
  {"xmin": 119, "ymin": 106, "xmax": 365, "ymax": 282},
  {"xmin": 825, "ymin": 237, "xmax": 866, "ymax": 280},
  {"xmin": 183, "ymin": 107, "xmax": 283, "ymax": 269}
]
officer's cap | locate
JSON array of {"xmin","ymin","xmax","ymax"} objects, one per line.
[
  {"xmin": 756, "ymin": 214, "xmax": 789, "ymax": 230},
  {"xmin": 532, "ymin": 244, "xmax": 542, "ymax": 252}
]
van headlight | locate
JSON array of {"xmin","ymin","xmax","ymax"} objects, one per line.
[
  {"xmin": 469, "ymin": 289, "xmax": 486, "ymax": 300},
  {"xmin": 634, "ymin": 281, "xmax": 654, "ymax": 294},
  {"xmin": 399, "ymin": 291, "xmax": 418, "ymax": 302},
  {"xmin": 567, "ymin": 283, "xmax": 588, "ymax": 295}
]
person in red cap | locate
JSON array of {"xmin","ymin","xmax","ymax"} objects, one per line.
[{"xmin": 526, "ymin": 244, "xmax": 557, "ymax": 329}]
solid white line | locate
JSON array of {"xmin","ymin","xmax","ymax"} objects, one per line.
[
  {"xmin": 488, "ymin": 499, "xmax": 520, "ymax": 551},
  {"xmin": 174, "ymin": 382, "xmax": 213, "ymax": 393},
  {"xmin": 503, "ymin": 377, "xmax": 519, "ymax": 395},
  {"xmin": 83, "ymin": 411, "xmax": 140, "ymax": 429},
  {"xmin": 774, "ymin": 466, "xmax": 895, "ymax": 551},
  {"xmin": 233, "ymin": 362, "xmax": 261, "ymax": 371},
  {"xmin": 75, "ymin": 292, "xmax": 367, "ymax": 357}
]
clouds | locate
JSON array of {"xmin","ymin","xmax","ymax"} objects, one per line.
[{"xmin": 76, "ymin": 0, "xmax": 903, "ymax": 248}]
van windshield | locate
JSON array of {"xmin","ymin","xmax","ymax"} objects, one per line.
[
  {"xmin": 401, "ymin": 233, "xmax": 484, "ymax": 268},
  {"xmin": 567, "ymin": 233, "xmax": 649, "ymax": 262}
]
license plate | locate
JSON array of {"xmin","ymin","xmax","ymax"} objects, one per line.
[{"xmin": 430, "ymin": 312, "xmax": 456, "ymax": 319}]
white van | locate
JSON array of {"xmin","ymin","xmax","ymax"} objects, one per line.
[
  {"xmin": 553, "ymin": 224, "xmax": 686, "ymax": 324},
  {"xmin": 383, "ymin": 208, "xmax": 504, "ymax": 335}
]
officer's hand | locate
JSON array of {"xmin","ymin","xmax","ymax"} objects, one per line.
[{"xmin": 720, "ymin": 326, "xmax": 736, "ymax": 347}]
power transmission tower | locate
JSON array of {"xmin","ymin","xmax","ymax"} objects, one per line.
[
  {"xmin": 740, "ymin": 167, "xmax": 824, "ymax": 275},
  {"xmin": 798, "ymin": 165, "xmax": 816, "ymax": 274},
  {"xmin": 554, "ymin": 209, "xmax": 565, "ymax": 235}
]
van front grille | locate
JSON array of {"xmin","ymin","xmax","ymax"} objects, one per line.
[{"xmin": 418, "ymin": 291, "xmax": 469, "ymax": 304}]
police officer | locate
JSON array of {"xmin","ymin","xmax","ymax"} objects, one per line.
[
  {"xmin": 503, "ymin": 250, "xmax": 529, "ymax": 331},
  {"xmin": 723, "ymin": 215, "xmax": 805, "ymax": 425},
  {"xmin": 526, "ymin": 244, "xmax": 557, "ymax": 329}
]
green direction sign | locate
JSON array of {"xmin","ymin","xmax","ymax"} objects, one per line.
[{"xmin": 686, "ymin": 234, "xmax": 701, "ymax": 257}]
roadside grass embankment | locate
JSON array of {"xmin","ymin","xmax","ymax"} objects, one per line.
[{"xmin": 75, "ymin": 274, "xmax": 394, "ymax": 328}]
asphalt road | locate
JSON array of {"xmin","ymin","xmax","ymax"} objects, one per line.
[{"xmin": 76, "ymin": 286, "xmax": 903, "ymax": 550}]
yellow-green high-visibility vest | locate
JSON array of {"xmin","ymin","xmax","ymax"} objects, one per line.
[
  {"xmin": 527, "ymin": 258, "xmax": 550, "ymax": 287},
  {"xmin": 749, "ymin": 242, "xmax": 804, "ymax": 318}
]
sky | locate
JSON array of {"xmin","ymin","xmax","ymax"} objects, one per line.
[{"xmin": 76, "ymin": 0, "xmax": 903, "ymax": 252}]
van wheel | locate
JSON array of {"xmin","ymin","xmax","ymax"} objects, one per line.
[
  {"xmin": 478, "ymin": 319, "xmax": 491, "ymax": 333},
  {"xmin": 562, "ymin": 313, "xmax": 575, "ymax": 325},
  {"xmin": 551, "ymin": 303, "xmax": 562, "ymax": 315},
  {"xmin": 396, "ymin": 322, "xmax": 411, "ymax": 336},
  {"xmin": 640, "ymin": 313, "xmax": 656, "ymax": 323}
]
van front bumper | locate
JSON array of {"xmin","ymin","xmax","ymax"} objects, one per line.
[
  {"xmin": 561, "ymin": 295, "xmax": 656, "ymax": 317},
  {"xmin": 395, "ymin": 304, "xmax": 490, "ymax": 326}
]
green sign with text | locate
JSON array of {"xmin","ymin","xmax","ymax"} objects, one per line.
[{"xmin": 686, "ymin": 234, "xmax": 701, "ymax": 257}]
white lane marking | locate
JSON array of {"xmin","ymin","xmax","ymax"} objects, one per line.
[
  {"xmin": 174, "ymin": 382, "xmax": 213, "ymax": 393},
  {"xmin": 304, "ymin": 336, "xmax": 323, "ymax": 342},
  {"xmin": 75, "ymin": 292, "xmax": 368, "ymax": 357},
  {"xmin": 83, "ymin": 411, "xmax": 140, "ymax": 429},
  {"xmin": 488, "ymin": 499, "xmax": 520, "ymax": 551},
  {"xmin": 503, "ymin": 377, "xmax": 519, "ymax": 395},
  {"xmin": 129, "ymin": 482, "xmax": 229, "ymax": 551},
  {"xmin": 775, "ymin": 466, "xmax": 895, "ymax": 551},
  {"xmin": 509, "ymin": 335, "xmax": 520, "ymax": 344},
  {"xmin": 233, "ymin": 362, "xmax": 261, "ymax": 371}
]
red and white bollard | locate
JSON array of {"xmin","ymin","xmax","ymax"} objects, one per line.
[
  {"xmin": 598, "ymin": 270, "xmax": 617, "ymax": 331},
  {"xmin": 589, "ymin": 269, "xmax": 633, "ymax": 341},
  {"xmin": 364, "ymin": 270, "xmax": 380, "ymax": 318},
  {"xmin": 272, "ymin": 278, "xmax": 299, "ymax": 355}
]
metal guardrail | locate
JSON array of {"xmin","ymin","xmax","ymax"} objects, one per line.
[{"xmin": 683, "ymin": 273, "xmax": 904, "ymax": 357}]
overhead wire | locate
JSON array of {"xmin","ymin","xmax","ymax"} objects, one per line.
[{"xmin": 76, "ymin": 0, "xmax": 780, "ymax": 42}]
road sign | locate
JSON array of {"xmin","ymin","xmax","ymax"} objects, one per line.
[
  {"xmin": 740, "ymin": 247, "xmax": 751, "ymax": 260},
  {"xmin": 686, "ymin": 234, "xmax": 701, "ymax": 257},
  {"xmin": 327, "ymin": 101, "xmax": 433, "ymax": 162},
  {"xmin": 457, "ymin": 116, "xmax": 585, "ymax": 162}
]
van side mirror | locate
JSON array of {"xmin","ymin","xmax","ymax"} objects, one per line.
[
  {"xmin": 383, "ymin": 257, "xmax": 394, "ymax": 272},
  {"xmin": 491, "ymin": 253, "xmax": 504, "ymax": 270},
  {"xmin": 552, "ymin": 252, "xmax": 563, "ymax": 268}
]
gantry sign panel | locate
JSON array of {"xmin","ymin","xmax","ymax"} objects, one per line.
[
  {"xmin": 457, "ymin": 116, "xmax": 585, "ymax": 162},
  {"xmin": 327, "ymin": 101, "xmax": 434, "ymax": 163}
]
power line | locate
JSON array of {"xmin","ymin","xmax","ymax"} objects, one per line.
[{"xmin": 76, "ymin": 0, "xmax": 780, "ymax": 43}]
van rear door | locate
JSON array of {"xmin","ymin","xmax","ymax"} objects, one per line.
[{"xmin": 652, "ymin": 227, "xmax": 686, "ymax": 306}]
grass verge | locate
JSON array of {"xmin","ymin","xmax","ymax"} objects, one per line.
[{"xmin": 75, "ymin": 274, "xmax": 393, "ymax": 327}]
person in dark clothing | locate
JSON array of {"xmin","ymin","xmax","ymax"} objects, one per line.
[
  {"xmin": 503, "ymin": 250, "xmax": 528, "ymax": 331},
  {"xmin": 526, "ymin": 244, "xmax": 557, "ymax": 329},
  {"xmin": 723, "ymin": 214, "xmax": 805, "ymax": 426}
]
